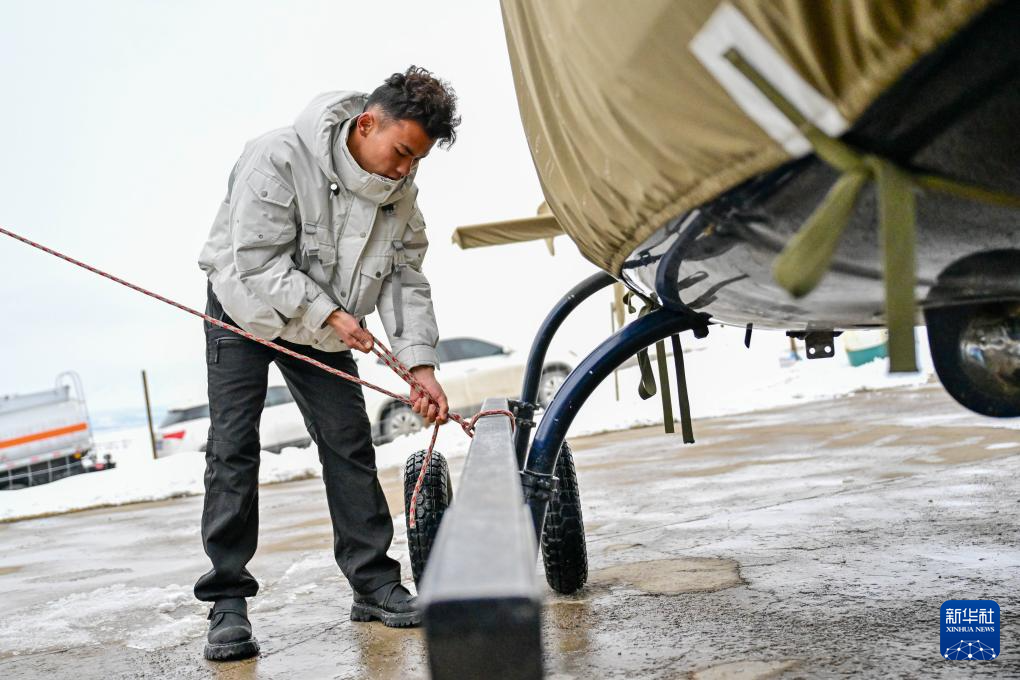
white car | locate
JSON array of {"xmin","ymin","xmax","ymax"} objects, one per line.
[
  {"xmin": 360, "ymin": 336, "xmax": 573, "ymax": 444},
  {"xmin": 157, "ymin": 337, "xmax": 572, "ymax": 454},
  {"xmin": 156, "ymin": 370, "xmax": 310, "ymax": 457}
]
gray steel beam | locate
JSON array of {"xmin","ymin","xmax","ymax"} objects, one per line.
[{"xmin": 419, "ymin": 397, "xmax": 543, "ymax": 680}]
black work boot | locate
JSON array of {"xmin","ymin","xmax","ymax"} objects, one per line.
[
  {"xmin": 350, "ymin": 582, "xmax": 421, "ymax": 628},
  {"xmin": 203, "ymin": 596, "xmax": 259, "ymax": 661}
]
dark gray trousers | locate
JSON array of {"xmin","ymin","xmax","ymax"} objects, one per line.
[{"xmin": 194, "ymin": 285, "xmax": 401, "ymax": 602}]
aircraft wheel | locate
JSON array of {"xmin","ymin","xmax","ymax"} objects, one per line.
[
  {"xmin": 541, "ymin": 442, "xmax": 589, "ymax": 594},
  {"xmin": 926, "ymin": 301, "xmax": 1020, "ymax": 417}
]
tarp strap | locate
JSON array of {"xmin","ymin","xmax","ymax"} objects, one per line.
[
  {"xmin": 624, "ymin": 291, "xmax": 660, "ymax": 401},
  {"xmin": 724, "ymin": 49, "xmax": 1020, "ymax": 373},
  {"xmin": 636, "ymin": 348, "xmax": 657, "ymax": 400},
  {"xmin": 626, "ymin": 292, "xmax": 695, "ymax": 440},
  {"xmin": 634, "ymin": 301, "xmax": 658, "ymax": 400},
  {"xmin": 671, "ymin": 333, "xmax": 695, "ymax": 444},
  {"xmin": 654, "ymin": 339, "xmax": 675, "ymax": 434}
]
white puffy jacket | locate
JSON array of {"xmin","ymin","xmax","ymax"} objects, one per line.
[{"xmin": 198, "ymin": 91, "xmax": 440, "ymax": 368}]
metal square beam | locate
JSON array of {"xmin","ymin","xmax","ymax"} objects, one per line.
[{"xmin": 419, "ymin": 397, "xmax": 543, "ymax": 680}]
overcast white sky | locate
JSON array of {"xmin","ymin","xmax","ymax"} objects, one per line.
[{"xmin": 0, "ymin": 0, "xmax": 607, "ymax": 416}]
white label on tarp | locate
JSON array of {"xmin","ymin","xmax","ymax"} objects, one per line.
[{"xmin": 690, "ymin": 2, "xmax": 848, "ymax": 156}]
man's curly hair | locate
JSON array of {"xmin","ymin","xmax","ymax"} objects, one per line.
[{"xmin": 366, "ymin": 66, "xmax": 461, "ymax": 148}]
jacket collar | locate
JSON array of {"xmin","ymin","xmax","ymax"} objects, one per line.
[
  {"xmin": 293, "ymin": 90, "xmax": 366, "ymax": 183},
  {"xmin": 333, "ymin": 117, "xmax": 416, "ymax": 205}
]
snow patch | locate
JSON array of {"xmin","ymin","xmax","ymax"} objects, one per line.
[{"xmin": 0, "ymin": 583, "xmax": 203, "ymax": 653}]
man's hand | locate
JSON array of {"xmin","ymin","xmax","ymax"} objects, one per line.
[
  {"xmin": 409, "ymin": 365, "xmax": 449, "ymax": 426},
  {"xmin": 326, "ymin": 309, "xmax": 374, "ymax": 353}
]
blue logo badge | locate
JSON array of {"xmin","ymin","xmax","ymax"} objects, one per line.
[{"xmin": 941, "ymin": 600, "xmax": 999, "ymax": 661}]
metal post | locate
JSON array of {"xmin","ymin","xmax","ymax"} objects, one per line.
[
  {"xmin": 611, "ymin": 302, "xmax": 620, "ymax": 401},
  {"xmin": 420, "ymin": 397, "xmax": 542, "ymax": 680},
  {"xmin": 141, "ymin": 370, "xmax": 157, "ymax": 460}
]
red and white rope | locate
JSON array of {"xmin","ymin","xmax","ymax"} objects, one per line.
[{"xmin": 0, "ymin": 226, "xmax": 513, "ymax": 527}]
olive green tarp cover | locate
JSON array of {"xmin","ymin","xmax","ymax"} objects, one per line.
[
  {"xmin": 451, "ymin": 208, "xmax": 561, "ymax": 249},
  {"xmin": 496, "ymin": 0, "xmax": 990, "ymax": 274}
]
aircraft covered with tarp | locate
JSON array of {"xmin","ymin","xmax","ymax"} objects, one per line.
[{"xmin": 456, "ymin": 0, "xmax": 1019, "ymax": 420}]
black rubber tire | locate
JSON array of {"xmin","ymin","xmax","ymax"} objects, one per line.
[
  {"xmin": 403, "ymin": 449, "xmax": 453, "ymax": 586},
  {"xmin": 925, "ymin": 302, "xmax": 1020, "ymax": 417},
  {"xmin": 541, "ymin": 442, "xmax": 588, "ymax": 594}
]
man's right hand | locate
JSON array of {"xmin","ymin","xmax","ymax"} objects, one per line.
[{"xmin": 326, "ymin": 309, "xmax": 374, "ymax": 353}]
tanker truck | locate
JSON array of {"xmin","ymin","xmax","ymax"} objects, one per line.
[{"xmin": 0, "ymin": 372, "xmax": 97, "ymax": 490}]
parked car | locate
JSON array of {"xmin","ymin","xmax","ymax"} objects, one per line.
[
  {"xmin": 157, "ymin": 369, "xmax": 310, "ymax": 457},
  {"xmin": 158, "ymin": 337, "xmax": 571, "ymax": 453},
  {"xmin": 362, "ymin": 336, "xmax": 573, "ymax": 444}
]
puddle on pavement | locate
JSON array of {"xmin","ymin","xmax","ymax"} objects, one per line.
[
  {"xmin": 589, "ymin": 557, "xmax": 744, "ymax": 595},
  {"xmin": 349, "ymin": 624, "xmax": 427, "ymax": 679},
  {"xmin": 689, "ymin": 659, "xmax": 800, "ymax": 679},
  {"xmin": 197, "ymin": 618, "xmax": 426, "ymax": 680},
  {"xmin": 548, "ymin": 598, "xmax": 595, "ymax": 654}
]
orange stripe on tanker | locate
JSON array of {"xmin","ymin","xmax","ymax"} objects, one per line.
[{"xmin": 0, "ymin": 422, "xmax": 88, "ymax": 450}]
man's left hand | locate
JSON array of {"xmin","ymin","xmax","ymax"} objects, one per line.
[{"xmin": 409, "ymin": 365, "xmax": 449, "ymax": 426}]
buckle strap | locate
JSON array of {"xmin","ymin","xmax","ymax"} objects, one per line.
[
  {"xmin": 357, "ymin": 581, "xmax": 405, "ymax": 607},
  {"xmin": 377, "ymin": 581, "xmax": 402, "ymax": 607},
  {"xmin": 208, "ymin": 606, "xmax": 247, "ymax": 620},
  {"xmin": 391, "ymin": 241, "xmax": 407, "ymax": 337},
  {"xmin": 302, "ymin": 223, "xmax": 320, "ymax": 257},
  {"xmin": 300, "ymin": 222, "xmax": 346, "ymax": 311}
]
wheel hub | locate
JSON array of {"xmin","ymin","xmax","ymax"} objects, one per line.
[{"xmin": 387, "ymin": 407, "xmax": 423, "ymax": 437}]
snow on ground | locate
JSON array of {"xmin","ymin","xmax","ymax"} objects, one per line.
[
  {"xmin": 0, "ymin": 327, "xmax": 958, "ymax": 522},
  {"xmin": 0, "ymin": 583, "xmax": 200, "ymax": 652}
]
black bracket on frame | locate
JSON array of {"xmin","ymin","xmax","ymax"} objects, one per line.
[
  {"xmin": 508, "ymin": 398, "xmax": 536, "ymax": 430},
  {"xmin": 519, "ymin": 469, "xmax": 557, "ymax": 503},
  {"xmin": 787, "ymin": 330, "xmax": 842, "ymax": 360}
]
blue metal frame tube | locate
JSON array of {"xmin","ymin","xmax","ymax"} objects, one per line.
[
  {"xmin": 522, "ymin": 307, "xmax": 704, "ymax": 539},
  {"xmin": 514, "ymin": 271, "xmax": 617, "ymax": 465}
]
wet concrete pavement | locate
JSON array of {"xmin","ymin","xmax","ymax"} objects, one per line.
[{"xmin": 1, "ymin": 383, "xmax": 1018, "ymax": 678}]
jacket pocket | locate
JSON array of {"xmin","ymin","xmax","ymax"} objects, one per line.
[
  {"xmin": 235, "ymin": 168, "xmax": 296, "ymax": 254},
  {"xmin": 349, "ymin": 254, "xmax": 394, "ymax": 317},
  {"xmin": 206, "ymin": 336, "xmax": 247, "ymax": 365},
  {"xmin": 246, "ymin": 168, "xmax": 294, "ymax": 208},
  {"xmin": 407, "ymin": 208, "xmax": 426, "ymax": 232}
]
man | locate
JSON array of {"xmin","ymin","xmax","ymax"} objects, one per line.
[{"xmin": 195, "ymin": 66, "xmax": 459, "ymax": 661}]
